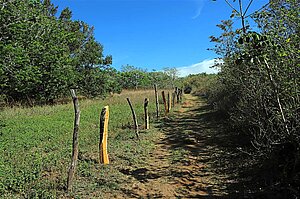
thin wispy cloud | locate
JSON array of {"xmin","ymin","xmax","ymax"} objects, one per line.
[
  {"xmin": 176, "ymin": 59, "xmax": 220, "ymax": 77},
  {"xmin": 192, "ymin": 0, "xmax": 206, "ymax": 19}
]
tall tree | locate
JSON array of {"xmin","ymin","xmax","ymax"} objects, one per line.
[
  {"xmin": 209, "ymin": 0, "xmax": 300, "ymax": 195},
  {"xmin": 163, "ymin": 67, "xmax": 179, "ymax": 89},
  {"xmin": 0, "ymin": 0, "xmax": 115, "ymax": 104}
]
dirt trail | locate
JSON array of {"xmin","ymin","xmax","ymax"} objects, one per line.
[{"xmin": 117, "ymin": 94, "xmax": 231, "ymax": 198}]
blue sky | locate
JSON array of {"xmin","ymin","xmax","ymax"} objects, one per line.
[{"xmin": 52, "ymin": 0, "xmax": 268, "ymax": 76}]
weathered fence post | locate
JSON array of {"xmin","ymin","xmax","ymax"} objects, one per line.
[
  {"xmin": 154, "ymin": 84, "xmax": 159, "ymax": 118},
  {"xmin": 172, "ymin": 92, "xmax": 175, "ymax": 108},
  {"xmin": 144, "ymin": 98, "xmax": 149, "ymax": 130},
  {"xmin": 167, "ymin": 92, "xmax": 171, "ymax": 112},
  {"xmin": 99, "ymin": 106, "xmax": 109, "ymax": 165},
  {"xmin": 175, "ymin": 87, "xmax": 179, "ymax": 104},
  {"xmin": 67, "ymin": 89, "xmax": 80, "ymax": 192},
  {"xmin": 179, "ymin": 88, "xmax": 183, "ymax": 103},
  {"xmin": 161, "ymin": 91, "xmax": 168, "ymax": 115},
  {"xmin": 126, "ymin": 98, "xmax": 139, "ymax": 139}
]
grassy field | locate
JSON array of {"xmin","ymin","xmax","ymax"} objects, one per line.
[{"xmin": 0, "ymin": 89, "xmax": 173, "ymax": 198}]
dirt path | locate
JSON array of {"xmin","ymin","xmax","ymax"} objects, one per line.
[{"xmin": 117, "ymin": 94, "xmax": 231, "ymax": 198}]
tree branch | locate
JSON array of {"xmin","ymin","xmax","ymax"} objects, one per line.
[
  {"xmin": 245, "ymin": 2, "xmax": 270, "ymax": 18},
  {"xmin": 243, "ymin": 0, "xmax": 254, "ymax": 17},
  {"xmin": 224, "ymin": 0, "xmax": 239, "ymax": 14}
]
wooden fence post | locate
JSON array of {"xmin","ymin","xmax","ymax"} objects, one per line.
[
  {"xmin": 67, "ymin": 89, "xmax": 80, "ymax": 192},
  {"xmin": 175, "ymin": 87, "xmax": 179, "ymax": 104},
  {"xmin": 126, "ymin": 98, "xmax": 139, "ymax": 139},
  {"xmin": 99, "ymin": 106, "xmax": 109, "ymax": 165},
  {"xmin": 179, "ymin": 88, "xmax": 183, "ymax": 103},
  {"xmin": 144, "ymin": 98, "xmax": 149, "ymax": 130},
  {"xmin": 161, "ymin": 91, "xmax": 168, "ymax": 115},
  {"xmin": 172, "ymin": 92, "xmax": 175, "ymax": 108},
  {"xmin": 167, "ymin": 92, "xmax": 171, "ymax": 112},
  {"xmin": 154, "ymin": 84, "xmax": 159, "ymax": 118}
]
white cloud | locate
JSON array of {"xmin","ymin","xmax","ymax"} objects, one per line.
[
  {"xmin": 192, "ymin": 0, "xmax": 206, "ymax": 19},
  {"xmin": 176, "ymin": 59, "xmax": 220, "ymax": 77}
]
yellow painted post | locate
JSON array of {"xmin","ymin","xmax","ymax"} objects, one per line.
[{"xmin": 99, "ymin": 106, "xmax": 109, "ymax": 165}]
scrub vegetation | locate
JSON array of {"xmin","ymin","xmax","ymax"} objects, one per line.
[{"xmin": 0, "ymin": 0, "xmax": 299, "ymax": 198}]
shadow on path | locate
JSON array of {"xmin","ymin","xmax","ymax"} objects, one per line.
[
  {"xmin": 118, "ymin": 94, "xmax": 253, "ymax": 198},
  {"xmin": 158, "ymin": 94, "xmax": 248, "ymax": 198}
]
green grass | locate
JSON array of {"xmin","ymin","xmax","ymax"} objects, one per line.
[
  {"xmin": 0, "ymin": 89, "xmax": 172, "ymax": 198},
  {"xmin": 170, "ymin": 148, "xmax": 190, "ymax": 164}
]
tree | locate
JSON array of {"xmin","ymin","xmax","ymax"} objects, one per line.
[
  {"xmin": 42, "ymin": 0, "xmax": 58, "ymax": 17},
  {"xmin": 163, "ymin": 67, "xmax": 179, "ymax": 89},
  {"xmin": 59, "ymin": 7, "xmax": 72, "ymax": 21},
  {"xmin": 212, "ymin": 0, "xmax": 269, "ymax": 33},
  {"xmin": 0, "ymin": 0, "xmax": 75, "ymax": 103},
  {"xmin": 0, "ymin": 0, "xmax": 115, "ymax": 104},
  {"xmin": 209, "ymin": 0, "xmax": 300, "ymax": 195},
  {"xmin": 120, "ymin": 65, "xmax": 150, "ymax": 89}
]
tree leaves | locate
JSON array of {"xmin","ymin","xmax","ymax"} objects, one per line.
[
  {"xmin": 0, "ymin": 0, "xmax": 116, "ymax": 104},
  {"xmin": 209, "ymin": 0, "xmax": 300, "ymax": 193}
]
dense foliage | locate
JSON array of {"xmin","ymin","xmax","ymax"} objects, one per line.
[
  {"xmin": 181, "ymin": 73, "xmax": 217, "ymax": 96},
  {"xmin": 0, "ymin": 0, "xmax": 181, "ymax": 105},
  {"xmin": 209, "ymin": 0, "xmax": 300, "ymax": 196},
  {"xmin": 0, "ymin": 0, "xmax": 115, "ymax": 105},
  {"xmin": 119, "ymin": 65, "xmax": 180, "ymax": 90}
]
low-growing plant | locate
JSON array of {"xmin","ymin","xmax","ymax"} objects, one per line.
[
  {"xmin": 0, "ymin": 89, "xmax": 171, "ymax": 198},
  {"xmin": 170, "ymin": 148, "xmax": 189, "ymax": 164}
]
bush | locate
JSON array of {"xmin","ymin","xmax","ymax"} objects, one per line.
[
  {"xmin": 184, "ymin": 85, "xmax": 192, "ymax": 94},
  {"xmin": 208, "ymin": 0, "xmax": 300, "ymax": 195}
]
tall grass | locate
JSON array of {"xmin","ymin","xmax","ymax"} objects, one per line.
[{"xmin": 0, "ymin": 89, "xmax": 171, "ymax": 198}]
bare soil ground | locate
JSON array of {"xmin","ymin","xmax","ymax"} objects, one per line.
[{"xmin": 106, "ymin": 94, "xmax": 239, "ymax": 198}]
